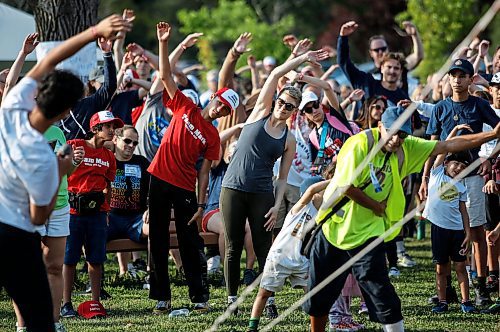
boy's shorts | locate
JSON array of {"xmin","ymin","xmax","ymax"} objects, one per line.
[
  {"xmin": 64, "ymin": 212, "xmax": 107, "ymax": 265},
  {"xmin": 260, "ymin": 258, "xmax": 309, "ymax": 292},
  {"xmin": 36, "ymin": 204, "xmax": 70, "ymax": 237},
  {"xmin": 430, "ymin": 223, "xmax": 467, "ymax": 264},
  {"xmin": 107, "ymin": 212, "xmax": 145, "ymax": 243}
]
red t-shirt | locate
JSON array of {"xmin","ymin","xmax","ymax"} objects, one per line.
[
  {"xmin": 67, "ymin": 139, "xmax": 117, "ymax": 214},
  {"xmin": 148, "ymin": 90, "xmax": 220, "ymax": 191}
]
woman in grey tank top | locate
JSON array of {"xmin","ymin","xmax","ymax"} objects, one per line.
[{"xmin": 220, "ymin": 48, "xmax": 330, "ymax": 306}]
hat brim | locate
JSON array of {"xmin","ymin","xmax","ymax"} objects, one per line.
[
  {"xmin": 448, "ymin": 66, "xmax": 472, "ymax": 76},
  {"xmin": 99, "ymin": 118, "xmax": 124, "ymax": 129},
  {"xmin": 299, "ymin": 97, "xmax": 319, "ymax": 110},
  {"xmin": 81, "ymin": 312, "xmax": 106, "ymax": 319}
]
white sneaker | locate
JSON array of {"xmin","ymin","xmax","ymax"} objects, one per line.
[
  {"xmin": 55, "ymin": 321, "xmax": 67, "ymax": 332},
  {"xmin": 207, "ymin": 255, "xmax": 221, "ymax": 274},
  {"xmin": 388, "ymin": 267, "xmax": 401, "ymax": 277},
  {"xmin": 15, "ymin": 324, "xmax": 27, "ymax": 332},
  {"xmin": 397, "ymin": 253, "xmax": 416, "ymax": 267}
]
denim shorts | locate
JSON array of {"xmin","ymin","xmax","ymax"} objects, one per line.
[
  {"xmin": 64, "ymin": 212, "xmax": 108, "ymax": 265},
  {"xmin": 107, "ymin": 212, "xmax": 145, "ymax": 243}
]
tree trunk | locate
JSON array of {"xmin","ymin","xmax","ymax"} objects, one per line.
[{"xmin": 27, "ymin": 0, "xmax": 99, "ymax": 41}]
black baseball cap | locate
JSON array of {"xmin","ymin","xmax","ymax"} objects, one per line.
[{"xmin": 448, "ymin": 59, "xmax": 474, "ymax": 76}]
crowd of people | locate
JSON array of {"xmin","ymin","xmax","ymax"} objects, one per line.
[{"xmin": 0, "ymin": 8, "xmax": 499, "ymax": 332}]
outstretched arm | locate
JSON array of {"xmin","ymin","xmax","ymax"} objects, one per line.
[
  {"xmin": 219, "ymin": 32, "xmax": 252, "ymax": 90},
  {"xmin": 27, "ymin": 15, "xmax": 132, "ymax": 82},
  {"xmin": 402, "ymin": 21, "xmax": 424, "ymax": 70},
  {"xmin": 113, "ymin": 9, "xmax": 135, "ymax": 70},
  {"xmin": 3, "ymin": 33, "xmax": 39, "ymax": 100},
  {"xmin": 169, "ymin": 32, "xmax": 203, "ymax": 70},
  {"xmin": 249, "ymin": 49, "xmax": 329, "ymax": 124},
  {"xmin": 157, "ymin": 22, "xmax": 177, "ymax": 99}
]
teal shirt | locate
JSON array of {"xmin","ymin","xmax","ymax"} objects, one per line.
[{"xmin": 44, "ymin": 126, "xmax": 68, "ymax": 210}]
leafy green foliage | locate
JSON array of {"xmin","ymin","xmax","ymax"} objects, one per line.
[
  {"xmin": 177, "ymin": 0, "xmax": 295, "ymax": 69},
  {"xmin": 396, "ymin": 0, "xmax": 478, "ymax": 78}
]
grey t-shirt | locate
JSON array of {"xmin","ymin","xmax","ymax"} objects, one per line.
[{"xmin": 134, "ymin": 91, "xmax": 172, "ymax": 162}]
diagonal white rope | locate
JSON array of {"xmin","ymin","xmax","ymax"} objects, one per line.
[{"xmin": 207, "ymin": 1, "xmax": 500, "ymax": 330}]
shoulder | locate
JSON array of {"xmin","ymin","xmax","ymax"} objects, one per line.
[{"xmin": 1, "ymin": 77, "xmax": 38, "ymax": 111}]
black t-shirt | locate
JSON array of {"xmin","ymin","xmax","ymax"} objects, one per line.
[{"xmin": 110, "ymin": 155, "xmax": 150, "ymax": 215}]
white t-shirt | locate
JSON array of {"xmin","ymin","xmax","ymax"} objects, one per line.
[
  {"xmin": 479, "ymin": 105, "xmax": 500, "ymax": 159},
  {"xmin": 423, "ymin": 165, "xmax": 467, "ymax": 230},
  {"xmin": 267, "ymin": 201, "xmax": 317, "ymax": 269},
  {"xmin": 0, "ymin": 77, "xmax": 58, "ymax": 232}
]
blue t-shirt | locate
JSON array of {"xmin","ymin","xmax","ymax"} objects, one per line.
[
  {"xmin": 423, "ymin": 165, "xmax": 467, "ymax": 231},
  {"xmin": 426, "ymin": 96, "xmax": 500, "ymax": 159}
]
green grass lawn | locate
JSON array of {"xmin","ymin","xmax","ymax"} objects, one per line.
[{"xmin": 1, "ymin": 236, "xmax": 498, "ymax": 331}]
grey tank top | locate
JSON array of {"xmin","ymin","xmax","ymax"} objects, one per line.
[{"xmin": 222, "ymin": 115, "xmax": 288, "ymax": 193}]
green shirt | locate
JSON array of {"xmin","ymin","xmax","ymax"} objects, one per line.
[
  {"xmin": 319, "ymin": 128, "xmax": 437, "ymax": 250},
  {"xmin": 44, "ymin": 126, "xmax": 68, "ymax": 210}
]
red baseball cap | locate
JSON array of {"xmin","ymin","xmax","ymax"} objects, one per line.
[
  {"xmin": 77, "ymin": 300, "xmax": 107, "ymax": 319},
  {"xmin": 89, "ymin": 111, "xmax": 124, "ymax": 129},
  {"xmin": 214, "ymin": 87, "xmax": 240, "ymax": 112}
]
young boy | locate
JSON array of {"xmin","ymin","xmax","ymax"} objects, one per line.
[
  {"xmin": 247, "ymin": 177, "xmax": 330, "ymax": 332},
  {"xmin": 423, "ymin": 125, "xmax": 476, "ymax": 313}
]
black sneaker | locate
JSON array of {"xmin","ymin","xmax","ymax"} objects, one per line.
[
  {"xmin": 486, "ymin": 275, "xmax": 499, "ymax": 294},
  {"xmin": 60, "ymin": 302, "xmax": 78, "ymax": 318},
  {"xmin": 243, "ymin": 269, "xmax": 258, "ymax": 286},
  {"xmin": 475, "ymin": 287, "xmax": 492, "ymax": 306},
  {"xmin": 153, "ymin": 300, "xmax": 172, "ymax": 315},
  {"xmin": 132, "ymin": 258, "xmax": 147, "ymax": 272},
  {"xmin": 265, "ymin": 303, "xmax": 279, "ymax": 319},
  {"xmin": 100, "ymin": 287, "xmax": 112, "ymax": 300},
  {"xmin": 480, "ymin": 299, "xmax": 500, "ymax": 314}
]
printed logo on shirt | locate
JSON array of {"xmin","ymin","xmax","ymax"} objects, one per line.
[
  {"xmin": 83, "ymin": 157, "xmax": 110, "ymax": 168},
  {"xmin": 291, "ymin": 211, "xmax": 313, "ymax": 237},
  {"xmin": 181, "ymin": 114, "xmax": 207, "ymax": 145},
  {"xmin": 439, "ymin": 182, "xmax": 459, "ymax": 201},
  {"xmin": 147, "ymin": 116, "xmax": 170, "ymax": 147}
]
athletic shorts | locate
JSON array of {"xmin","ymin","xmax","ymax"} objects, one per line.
[
  {"xmin": 35, "ymin": 204, "xmax": 70, "ymax": 237},
  {"xmin": 463, "ymin": 176, "xmax": 486, "ymax": 228},
  {"xmin": 64, "ymin": 212, "xmax": 108, "ymax": 265},
  {"xmin": 201, "ymin": 208, "xmax": 219, "ymax": 233},
  {"xmin": 107, "ymin": 212, "xmax": 145, "ymax": 243},
  {"xmin": 431, "ymin": 223, "xmax": 467, "ymax": 264},
  {"xmin": 485, "ymin": 192, "xmax": 500, "ymax": 231},
  {"xmin": 260, "ymin": 258, "xmax": 308, "ymax": 292}
]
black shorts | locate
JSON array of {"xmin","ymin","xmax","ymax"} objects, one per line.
[
  {"xmin": 485, "ymin": 192, "xmax": 499, "ymax": 231},
  {"xmin": 431, "ymin": 223, "xmax": 467, "ymax": 264}
]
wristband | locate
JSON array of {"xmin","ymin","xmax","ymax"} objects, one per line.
[
  {"xmin": 197, "ymin": 203, "xmax": 207, "ymax": 210},
  {"xmin": 72, "ymin": 159, "xmax": 82, "ymax": 167},
  {"xmin": 231, "ymin": 47, "xmax": 243, "ymax": 56}
]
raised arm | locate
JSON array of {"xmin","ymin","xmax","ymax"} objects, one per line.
[
  {"xmin": 249, "ymin": 49, "xmax": 329, "ymax": 123},
  {"xmin": 126, "ymin": 43, "xmax": 160, "ymax": 71},
  {"xmin": 113, "ymin": 9, "xmax": 135, "ymax": 70},
  {"xmin": 156, "ymin": 22, "xmax": 177, "ymax": 99},
  {"xmin": 27, "ymin": 14, "xmax": 132, "ymax": 82},
  {"xmin": 169, "ymin": 32, "xmax": 203, "ymax": 70},
  {"xmin": 433, "ymin": 124, "xmax": 473, "ymax": 167},
  {"xmin": 290, "ymin": 71, "xmax": 340, "ymax": 111},
  {"xmin": 337, "ymin": 21, "xmax": 371, "ymax": 88},
  {"xmin": 402, "ymin": 21, "xmax": 424, "ymax": 70},
  {"xmin": 473, "ymin": 40, "xmax": 490, "ymax": 73},
  {"xmin": 219, "ymin": 32, "xmax": 252, "ymax": 89},
  {"xmin": 247, "ymin": 55, "xmax": 261, "ymax": 93},
  {"xmin": 3, "ymin": 33, "xmax": 39, "ymax": 99}
]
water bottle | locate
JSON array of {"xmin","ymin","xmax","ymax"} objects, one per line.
[
  {"xmin": 168, "ymin": 308, "xmax": 190, "ymax": 318},
  {"xmin": 416, "ymin": 217, "xmax": 426, "ymax": 240}
]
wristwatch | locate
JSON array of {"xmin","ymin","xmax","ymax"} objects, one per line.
[{"xmin": 197, "ymin": 203, "xmax": 207, "ymax": 210}]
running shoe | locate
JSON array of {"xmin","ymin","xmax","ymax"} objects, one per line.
[
  {"xmin": 328, "ymin": 318, "xmax": 360, "ymax": 332},
  {"xmin": 193, "ymin": 302, "xmax": 210, "ymax": 314},
  {"xmin": 475, "ymin": 287, "xmax": 492, "ymax": 306},
  {"xmin": 460, "ymin": 301, "xmax": 477, "ymax": 313},
  {"xmin": 388, "ymin": 267, "xmax": 401, "ymax": 277},
  {"xmin": 397, "ymin": 252, "xmax": 417, "ymax": 267},
  {"xmin": 486, "ymin": 275, "xmax": 499, "ymax": 294},
  {"xmin": 431, "ymin": 302, "xmax": 448, "ymax": 313},
  {"xmin": 153, "ymin": 300, "xmax": 172, "ymax": 315},
  {"xmin": 54, "ymin": 321, "xmax": 67, "ymax": 332},
  {"xmin": 358, "ymin": 302, "xmax": 368, "ymax": 314},
  {"xmin": 265, "ymin": 303, "xmax": 279, "ymax": 319},
  {"xmin": 243, "ymin": 269, "xmax": 258, "ymax": 286},
  {"xmin": 60, "ymin": 302, "xmax": 78, "ymax": 318},
  {"xmin": 480, "ymin": 299, "xmax": 500, "ymax": 314}
]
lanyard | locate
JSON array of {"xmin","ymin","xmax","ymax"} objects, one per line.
[{"xmin": 317, "ymin": 121, "xmax": 329, "ymax": 158}]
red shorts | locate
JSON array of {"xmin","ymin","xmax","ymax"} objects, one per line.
[{"xmin": 201, "ymin": 208, "xmax": 219, "ymax": 232}]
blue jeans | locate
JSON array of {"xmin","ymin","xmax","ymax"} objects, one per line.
[
  {"xmin": 65, "ymin": 212, "xmax": 108, "ymax": 265},
  {"xmin": 107, "ymin": 212, "xmax": 145, "ymax": 243}
]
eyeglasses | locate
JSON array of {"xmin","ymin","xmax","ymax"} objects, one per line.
[
  {"xmin": 276, "ymin": 98, "xmax": 297, "ymax": 112},
  {"xmin": 370, "ymin": 104, "xmax": 384, "ymax": 111},
  {"xmin": 370, "ymin": 46, "xmax": 388, "ymax": 53},
  {"xmin": 302, "ymin": 101, "xmax": 320, "ymax": 114},
  {"xmin": 120, "ymin": 137, "xmax": 139, "ymax": 146}
]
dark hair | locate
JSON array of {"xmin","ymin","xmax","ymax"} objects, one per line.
[
  {"xmin": 355, "ymin": 96, "xmax": 387, "ymax": 129},
  {"xmin": 36, "ymin": 70, "xmax": 84, "ymax": 119},
  {"xmin": 115, "ymin": 124, "xmax": 138, "ymax": 137},
  {"xmin": 368, "ymin": 35, "xmax": 386, "ymax": 49},
  {"xmin": 472, "ymin": 90, "xmax": 492, "ymax": 103},
  {"xmin": 84, "ymin": 123, "xmax": 103, "ymax": 140}
]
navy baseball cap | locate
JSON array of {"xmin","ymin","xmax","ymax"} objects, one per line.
[
  {"xmin": 490, "ymin": 72, "xmax": 500, "ymax": 86},
  {"xmin": 380, "ymin": 106, "xmax": 412, "ymax": 135},
  {"xmin": 448, "ymin": 59, "xmax": 474, "ymax": 76}
]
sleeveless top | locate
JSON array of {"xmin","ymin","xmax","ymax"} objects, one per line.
[{"xmin": 222, "ymin": 115, "xmax": 288, "ymax": 193}]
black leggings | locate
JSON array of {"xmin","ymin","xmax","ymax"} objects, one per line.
[
  {"xmin": 0, "ymin": 223, "xmax": 54, "ymax": 332},
  {"xmin": 148, "ymin": 176, "xmax": 209, "ymax": 303},
  {"xmin": 220, "ymin": 187, "xmax": 275, "ymax": 296}
]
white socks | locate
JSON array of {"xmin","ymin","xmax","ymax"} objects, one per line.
[{"xmin": 382, "ymin": 320, "xmax": 404, "ymax": 332}]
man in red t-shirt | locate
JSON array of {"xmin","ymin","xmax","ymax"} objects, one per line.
[{"xmin": 147, "ymin": 22, "xmax": 240, "ymax": 314}]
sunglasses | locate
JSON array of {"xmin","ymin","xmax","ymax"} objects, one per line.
[
  {"xmin": 120, "ymin": 137, "xmax": 139, "ymax": 146},
  {"xmin": 370, "ymin": 46, "xmax": 388, "ymax": 53},
  {"xmin": 370, "ymin": 104, "xmax": 384, "ymax": 111},
  {"xmin": 302, "ymin": 101, "xmax": 320, "ymax": 114},
  {"xmin": 276, "ymin": 98, "xmax": 297, "ymax": 112}
]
